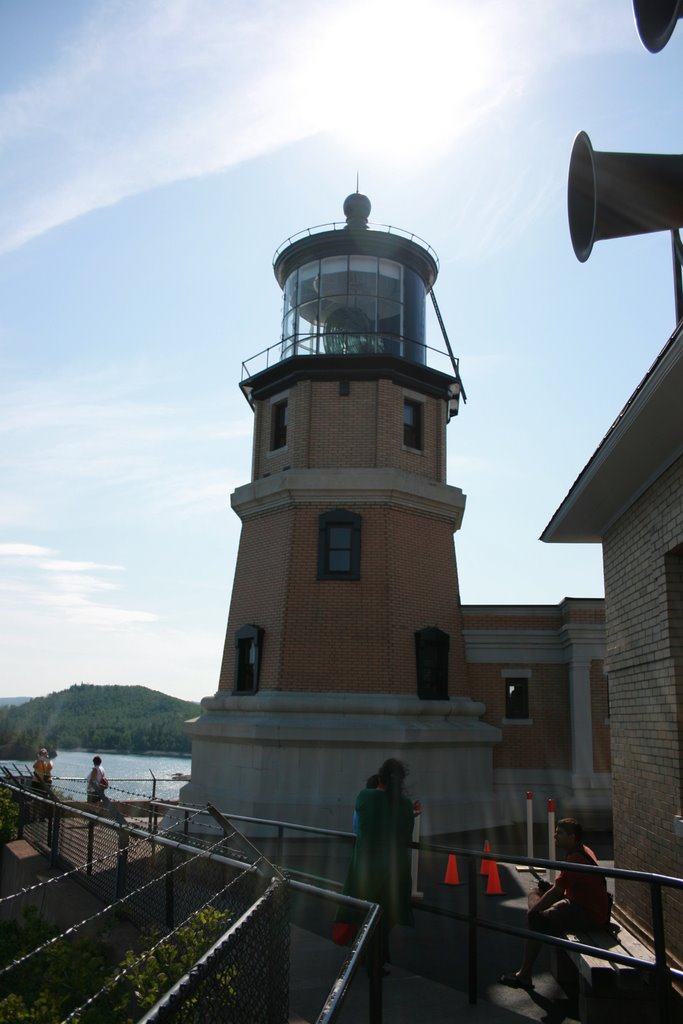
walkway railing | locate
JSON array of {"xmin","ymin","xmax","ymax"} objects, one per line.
[
  {"xmin": 0, "ymin": 763, "xmax": 189, "ymax": 803},
  {"xmin": 1, "ymin": 782, "xmax": 383, "ymax": 1024},
  {"xmin": 4, "ymin": 780, "xmax": 682, "ymax": 1023},
  {"xmin": 155, "ymin": 798, "xmax": 683, "ymax": 1024}
]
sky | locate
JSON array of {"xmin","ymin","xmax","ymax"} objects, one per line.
[{"xmin": 1, "ymin": 0, "xmax": 681, "ymax": 704}]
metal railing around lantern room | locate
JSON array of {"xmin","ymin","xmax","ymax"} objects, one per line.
[{"xmin": 272, "ymin": 219, "xmax": 440, "ymax": 272}]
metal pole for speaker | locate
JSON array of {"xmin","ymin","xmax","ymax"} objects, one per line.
[{"xmin": 672, "ymin": 229, "xmax": 683, "ymax": 324}]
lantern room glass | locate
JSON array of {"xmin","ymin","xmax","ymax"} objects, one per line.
[{"xmin": 280, "ymin": 255, "xmax": 427, "ymax": 363}]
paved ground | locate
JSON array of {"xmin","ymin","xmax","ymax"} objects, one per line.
[
  {"xmin": 288, "ymin": 924, "xmax": 577, "ymax": 1024},
  {"xmin": 285, "ymin": 825, "xmax": 615, "ymax": 1024},
  {"xmin": 9, "ymin": 800, "xmax": 614, "ymax": 1024}
]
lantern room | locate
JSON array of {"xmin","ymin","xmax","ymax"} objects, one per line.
[{"xmin": 273, "ymin": 192, "xmax": 439, "ymax": 365}]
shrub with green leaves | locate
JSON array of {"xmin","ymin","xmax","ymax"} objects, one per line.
[
  {"xmin": 0, "ymin": 788, "xmax": 18, "ymax": 846},
  {"xmin": 0, "ymin": 904, "xmax": 235, "ymax": 1024}
]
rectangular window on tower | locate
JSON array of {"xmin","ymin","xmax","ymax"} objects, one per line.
[
  {"xmin": 318, "ymin": 509, "xmax": 361, "ymax": 580},
  {"xmin": 504, "ymin": 677, "xmax": 529, "ymax": 720},
  {"xmin": 271, "ymin": 399, "xmax": 288, "ymax": 451},
  {"xmin": 403, "ymin": 398, "xmax": 423, "ymax": 450}
]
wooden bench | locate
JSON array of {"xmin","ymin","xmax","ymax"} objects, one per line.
[{"xmin": 551, "ymin": 921, "xmax": 659, "ymax": 1024}]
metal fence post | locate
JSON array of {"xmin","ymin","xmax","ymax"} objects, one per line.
[
  {"xmin": 650, "ymin": 880, "xmax": 672, "ymax": 1024},
  {"xmin": 49, "ymin": 804, "xmax": 61, "ymax": 868},
  {"xmin": 368, "ymin": 914, "xmax": 383, "ymax": 1024},
  {"xmin": 115, "ymin": 827, "xmax": 129, "ymax": 901},
  {"xmin": 17, "ymin": 789, "xmax": 26, "ymax": 839},
  {"xmin": 165, "ymin": 844, "xmax": 174, "ymax": 928},
  {"xmin": 276, "ymin": 824, "xmax": 284, "ymax": 867},
  {"xmin": 468, "ymin": 855, "xmax": 478, "ymax": 1004},
  {"xmin": 87, "ymin": 818, "xmax": 94, "ymax": 875}
]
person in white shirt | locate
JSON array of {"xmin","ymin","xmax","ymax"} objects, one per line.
[{"xmin": 87, "ymin": 755, "xmax": 109, "ymax": 803}]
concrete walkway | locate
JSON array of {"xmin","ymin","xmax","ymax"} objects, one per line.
[
  {"xmin": 283, "ymin": 825, "xmax": 617, "ymax": 1024},
  {"xmin": 288, "ymin": 923, "xmax": 580, "ymax": 1024}
]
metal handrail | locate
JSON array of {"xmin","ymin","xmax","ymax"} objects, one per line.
[
  {"xmin": 272, "ymin": 220, "xmax": 439, "ymax": 270},
  {"xmin": 148, "ymin": 798, "xmax": 683, "ymax": 1021},
  {"xmin": 2, "ymin": 781, "xmax": 384, "ymax": 1024},
  {"xmin": 9, "ymin": 782, "xmax": 682, "ymax": 1023},
  {"xmin": 240, "ymin": 334, "xmax": 459, "ymax": 384}
]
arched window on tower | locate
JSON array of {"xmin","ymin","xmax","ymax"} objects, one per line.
[
  {"xmin": 415, "ymin": 627, "xmax": 449, "ymax": 699},
  {"xmin": 233, "ymin": 624, "xmax": 264, "ymax": 694}
]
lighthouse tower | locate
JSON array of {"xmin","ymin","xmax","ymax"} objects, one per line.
[{"xmin": 184, "ymin": 194, "xmax": 501, "ymax": 832}]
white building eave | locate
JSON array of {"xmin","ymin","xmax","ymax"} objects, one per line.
[{"xmin": 541, "ymin": 322, "xmax": 683, "ymax": 544}]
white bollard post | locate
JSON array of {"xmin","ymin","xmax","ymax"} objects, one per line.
[
  {"xmin": 411, "ymin": 801, "xmax": 423, "ymax": 898},
  {"xmin": 547, "ymin": 798, "xmax": 556, "ymax": 883},
  {"xmin": 517, "ymin": 790, "xmax": 538, "ymax": 871}
]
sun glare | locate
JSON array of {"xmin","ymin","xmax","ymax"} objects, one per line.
[{"xmin": 300, "ymin": 0, "xmax": 507, "ymax": 168}]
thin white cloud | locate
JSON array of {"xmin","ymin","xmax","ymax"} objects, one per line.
[
  {"xmin": 0, "ymin": 362, "xmax": 250, "ymax": 530},
  {"xmin": 0, "ymin": 0, "xmax": 632, "ymax": 256},
  {"xmin": 39, "ymin": 559, "xmax": 124, "ymax": 573},
  {"xmin": 0, "ymin": 541, "xmax": 158, "ymax": 631},
  {"xmin": 0, "ymin": 0, "xmax": 320, "ymax": 254},
  {"xmin": 0, "ymin": 542, "xmax": 53, "ymax": 558}
]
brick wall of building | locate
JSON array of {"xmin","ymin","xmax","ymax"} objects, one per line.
[
  {"xmin": 461, "ymin": 603, "xmax": 608, "ymax": 777},
  {"xmin": 252, "ymin": 379, "xmax": 445, "ymax": 481},
  {"xmin": 220, "ymin": 501, "xmax": 465, "ymax": 696},
  {"xmin": 217, "ymin": 506, "xmax": 295, "ymax": 693},
  {"xmin": 602, "ymin": 454, "xmax": 683, "ymax": 963},
  {"xmin": 590, "ymin": 658, "xmax": 611, "ymax": 773},
  {"xmin": 467, "ymin": 661, "xmax": 572, "ymax": 770}
]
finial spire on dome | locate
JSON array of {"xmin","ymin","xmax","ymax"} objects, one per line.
[{"xmin": 343, "ymin": 190, "xmax": 371, "ymax": 229}]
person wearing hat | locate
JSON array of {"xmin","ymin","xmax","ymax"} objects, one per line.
[{"xmin": 32, "ymin": 747, "xmax": 53, "ymax": 791}]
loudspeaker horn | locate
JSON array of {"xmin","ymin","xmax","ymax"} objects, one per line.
[
  {"xmin": 567, "ymin": 131, "xmax": 683, "ymax": 262},
  {"xmin": 633, "ymin": 0, "xmax": 683, "ymax": 53}
]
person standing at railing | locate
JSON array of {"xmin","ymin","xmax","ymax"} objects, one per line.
[
  {"xmin": 86, "ymin": 755, "xmax": 109, "ymax": 804},
  {"xmin": 500, "ymin": 817, "xmax": 610, "ymax": 990},
  {"xmin": 335, "ymin": 758, "xmax": 415, "ymax": 971},
  {"xmin": 32, "ymin": 747, "xmax": 53, "ymax": 791}
]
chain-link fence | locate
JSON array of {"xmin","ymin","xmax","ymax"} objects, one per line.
[
  {"xmin": 140, "ymin": 878, "xmax": 290, "ymax": 1024},
  {"xmin": 5, "ymin": 781, "xmax": 292, "ymax": 1024},
  {"xmin": 2, "ymin": 779, "xmax": 385, "ymax": 1024}
]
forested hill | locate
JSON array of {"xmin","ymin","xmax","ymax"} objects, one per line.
[{"xmin": 0, "ymin": 684, "xmax": 202, "ymax": 758}]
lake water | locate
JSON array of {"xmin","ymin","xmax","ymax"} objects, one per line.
[{"xmin": 2, "ymin": 750, "xmax": 191, "ymax": 803}]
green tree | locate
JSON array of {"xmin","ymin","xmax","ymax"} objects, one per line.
[{"xmin": 0, "ymin": 684, "xmax": 200, "ymax": 757}]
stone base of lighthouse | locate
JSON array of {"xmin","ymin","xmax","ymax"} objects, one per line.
[{"xmin": 181, "ymin": 691, "xmax": 504, "ymax": 835}]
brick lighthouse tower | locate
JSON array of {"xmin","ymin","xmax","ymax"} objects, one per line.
[{"xmin": 184, "ymin": 194, "xmax": 501, "ymax": 832}]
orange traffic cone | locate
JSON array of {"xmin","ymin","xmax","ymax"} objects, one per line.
[
  {"xmin": 443, "ymin": 853, "xmax": 460, "ymax": 885},
  {"xmin": 485, "ymin": 857, "xmax": 504, "ymax": 895},
  {"xmin": 480, "ymin": 839, "xmax": 491, "ymax": 875}
]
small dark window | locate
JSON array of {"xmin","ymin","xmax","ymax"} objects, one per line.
[
  {"xmin": 403, "ymin": 399, "xmax": 423, "ymax": 450},
  {"xmin": 234, "ymin": 625, "xmax": 263, "ymax": 693},
  {"xmin": 505, "ymin": 678, "xmax": 529, "ymax": 719},
  {"xmin": 415, "ymin": 627, "xmax": 449, "ymax": 699},
  {"xmin": 271, "ymin": 400, "xmax": 288, "ymax": 450},
  {"xmin": 318, "ymin": 509, "xmax": 361, "ymax": 580}
]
